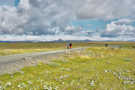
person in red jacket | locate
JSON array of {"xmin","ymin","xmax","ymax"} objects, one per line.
[{"xmin": 69, "ymin": 43, "xmax": 72, "ymax": 49}]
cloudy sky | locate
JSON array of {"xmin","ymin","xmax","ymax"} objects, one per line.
[{"xmin": 0, "ymin": 0, "xmax": 135, "ymax": 41}]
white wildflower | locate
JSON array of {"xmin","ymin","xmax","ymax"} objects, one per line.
[
  {"xmin": 43, "ymin": 85, "xmax": 49, "ymax": 90},
  {"xmin": 19, "ymin": 71, "xmax": 24, "ymax": 74},
  {"xmin": 104, "ymin": 70, "xmax": 108, "ymax": 73},
  {"xmin": 110, "ymin": 88, "xmax": 113, "ymax": 90},
  {"xmin": 118, "ymin": 76, "xmax": 121, "ymax": 80},
  {"xmin": 17, "ymin": 83, "xmax": 26, "ymax": 88},
  {"xmin": 5, "ymin": 82, "xmax": 12, "ymax": 87},
  {"xmin": 17, "ymin": 84, "xmax": 21, "ymax": 88},
  {"xmin": 123, "ymin": 81, "xmax": 130, "ymax": 84},
  {"xmin": 60, "ymin": 75, "xmax": 69, "ymax": 80},
  {"xmin": 43, "ymin": 85, "xmax": 53, "ymax": 90},
  {"xmin": 10, "ymin": 75, "xmax": 14, "ymax": 78},
  {"xmin": 54, "ymin": 86, "xmax": 59, "ymax": 90},
  {"xmin": 112, "ymin": 72, "xmax": 117, "ymax": 76},
  {"xmin": 130, "ymin": 81, "xmax": 134, "ymax": 85},
  {"xmin": 46, "ymin": 71, "xmax": 51, "ymax": 74},
  {"xmin": 60, "ymin": 76, "xmax": 64, "ymax": 79},
  {"xmin": 27, "ymin": 81, "xmax": 32, "ymax": 85},
  {"xmin": 0, "ymin": 85, "xmax": 3, "ymax": 90},
  {"xmin": 48, "ymin": 86, "xmax": 52, "ymax": 90},
  {"xmin": 90, "ymin": 80, "xmax": 95, "ymax": 86},
  {"xmin": 62, "ymin": 82, "xmax": 65, "ymax": 85}
]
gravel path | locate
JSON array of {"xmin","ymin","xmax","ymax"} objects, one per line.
[{"xmin": 0, "ymin": 48, "xmax": 86, "ymax": 75}]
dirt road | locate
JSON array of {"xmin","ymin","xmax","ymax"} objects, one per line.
[{"xmin": 0, "ymin": 48, "xmax": 85, "ymax": 75}]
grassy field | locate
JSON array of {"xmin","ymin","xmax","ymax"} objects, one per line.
[
  {"xmin": 0, "ymin": 46, "xmax": 135, "ymax": 90},
  {"xmin": 0, "ymin": 42, "xmax": 90, "ymax": 56},
  {"xmin": 0, "ymin": 42, "xmax": 135, "ymax": 56},
  {"xmin": 88, "ymin": 41, "xmax": 135, "ymax": 48}
]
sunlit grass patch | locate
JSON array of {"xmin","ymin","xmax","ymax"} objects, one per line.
[{"xmin": 0, "ymin": 48, "xmax": 60, "ymax": 56}]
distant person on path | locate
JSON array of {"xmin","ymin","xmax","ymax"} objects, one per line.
[
  {"xmin": 66, "ymin": 43, "xmax": 69, "ymax": 49},
  {"xmin": 69, "ymin": 43, "xmax": 72, "ymax": 49},
  {"xmin": 105, "ymin": 43, "xmax": 108, "ymax": 47}
]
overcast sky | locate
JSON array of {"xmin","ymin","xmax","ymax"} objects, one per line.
[{"xmin": 0, "ymin": 0, "xmax": 135, "ymax": 41}]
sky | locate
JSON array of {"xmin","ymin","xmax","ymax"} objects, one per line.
[
  {"xmin": 0, "ymin": 0, "xmax": 14, "ymax": 6},
  {"xmin": 0, "ymin": 0, "xmax": 135, "ymax": 41}
]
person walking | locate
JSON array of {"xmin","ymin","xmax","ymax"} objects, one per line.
[
  {"xmin": 66, "ymin": 43, "xmax": 69, "ymax": 49},
  {"xmin": 69, "ymin": 43, "xmax": 72, "ymax": 49},
  {"xmin": 105, "ymin": 43, "xmax": 108, "ymax": 47}
]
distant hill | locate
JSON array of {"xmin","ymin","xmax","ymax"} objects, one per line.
[
  {"xmin": 0, "ymin": 39, "xmax": 135, "ymax": 43},
  {"xmin": 0, "ymin": 39, "xmax": 93, "ymax": 43}
]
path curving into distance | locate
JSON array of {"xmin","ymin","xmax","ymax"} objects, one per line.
[{"xmin": 0, "ymin": 47, "xmax": 87, "ymax": 75}]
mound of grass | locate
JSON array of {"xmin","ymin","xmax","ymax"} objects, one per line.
[{"xmin": 0, "ymin": 47, "xmax": 135, "ymax": 90}]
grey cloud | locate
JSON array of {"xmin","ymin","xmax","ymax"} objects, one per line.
[{"xmin": 77, "ymin": 0, "xmax": 135, "ymax": 19}]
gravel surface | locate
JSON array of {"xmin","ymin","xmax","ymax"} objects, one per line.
[{"xmin": 0, "ymin": 48, "xmax": 85, "ymax": 75}]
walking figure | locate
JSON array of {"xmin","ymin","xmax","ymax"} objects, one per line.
[
  {"xmin": 66, "ymin": 43, "xmax": 69, "ymax": 49},
  {"xmin": 66, "ymin": 43, "xmax": 72, "ymax": 55},
  {"xmin": 105, "ymin": 43, "xmax": 108, "ymax": 47},
  {"xmin": 69, "ymin": 43, "xmax": 72, "ymax": 49}
]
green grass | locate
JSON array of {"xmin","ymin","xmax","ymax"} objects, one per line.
[
  {"xmin": 0, "ymin": 47, "xmax": 135, "ymax": 90},
  {"xmin": 0, "ymin": 42, "xmax": 90, "ymax": 56},
  {"xmin": 0, "ymin": 42, "xmax": 135, "ymax": 56}
]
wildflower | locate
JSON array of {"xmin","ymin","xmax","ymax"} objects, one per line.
[
  {"xmin": 0, "ymin": 85, "xmax": 3, "ymax": 90},
  {"xmin": 90, "ymin": 80, "xmax": 95, "ymax": 86},
  {"xmin": 59, "ymin": 75, "xmax": 69, "ymax": 80},
  {"xmin": 43, "ymin": 85, "xmax": 49, "ymax": 90},
  {"xmin": 104, "ymin": 70, "xmax": 108, "ymax": 73},
  {"xmin": 62, "ymin": 82, "xmax": 65, "ymax": 85},
  {"xmin": 110, "ymin": 88, "xmax": 113, "ymax": 90},
  {"xmin": 10, "ymin": 74, "xmax": 14, "ymax": 78},
  {"xmin": 130, "ymin": 81, "xmax": 134, "ymax": 85},
  {"xmin": 112, "ymin": 72, "xmax": 117, "ymax": 76},
  {"xmin": 19, "ymin": 71, "xmax": 24, "ymax": 74},
  {"xmin": 118, "ymin": 76, "xmax": 121, "ymax": 80},
  {"xmin": 17, "ymin": 84, "xmax": 21, "ymax": 88},
  {"xmin": 54, "ymin": 86, "xmax": 59, "ymax": 90},
  {"xmin": 46, "ymin": 71, "xmax": 51, "ymax": 74},
  {"xmin": 123, "ymin": 81, "xmax": 130, "ymax": 84},
  {"xmin": 17, "ymin": 83, "xmax": 26, "ymax": 88},
  {"xmin": 5, "ymin": 82, "xmax": 12, "ymax": 87},
  {"xmin": 27, "ymin": 81, "xmax": 32, "ymax": 85},
  {"xmin": 48, "ymin": 86, "xmax": 52, "ymax": 90},
  {"xmin": 43, "ymin": 85, "xmax": 53, "ymax": 90}
]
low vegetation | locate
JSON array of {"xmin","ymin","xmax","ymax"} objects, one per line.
[
  {"xmin": 0, "ymin": 42, "xmax": 135, "ymax": 56},
  {"xmin": 0, "ymin": 42, "xmax": 90, "ymax": 56},
  {"xmin": 0, "ymin": 47, "xmax": 135, "ymax": 90}
]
